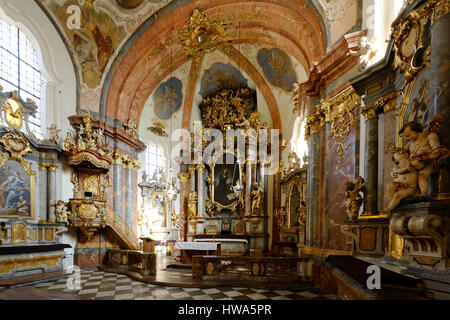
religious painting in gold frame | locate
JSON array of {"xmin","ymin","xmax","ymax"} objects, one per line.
[
  {"xmin": 0, "ymin": 159, "xmax": 34, "ymax": 219},
  {"xmin": 209, "ymin": 151, "xmax": 244, "ymax": 212}
]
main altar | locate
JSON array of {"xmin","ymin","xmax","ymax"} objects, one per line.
[{"xmin": 177, "ymin": 88, "xmax": 273, "ymax": 256}]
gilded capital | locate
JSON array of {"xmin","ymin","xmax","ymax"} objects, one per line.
[
  {"xmin": 305, "ymin": 112, "xmax": 324, "ymax": 137},
  {"xmin": 178, "ymin": 172, "xmax": 190, "ymax": 183},
  {"xmin": 361, "ymin": 104, "xmax": 378, "ymax": 120},
  {"xmin": 38, "ymin": 162, "xmax": 59, "ymax": 171},
  {"xmin": 196, "ymin": 163, "xmax": 206, "ymax": 173}
]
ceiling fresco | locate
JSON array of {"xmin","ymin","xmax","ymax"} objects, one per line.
[
  {"xmin": 257, "ymin": 48, "xmax": 297, "ymax": 92},
  {"xmin": 199, "ymin": 62, "xmax": 248, "ymax": 98},
  {"xmin": 153, "ymin": 77, "xmax": 184, "ymax": 120},
  {"xmin": 35, "ymin": 0, "xmax": 360, "ymax": 134}
]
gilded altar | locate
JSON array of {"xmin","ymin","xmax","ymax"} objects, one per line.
[
  {"xmin": 177, "ymin": 88, "xmax": 272, "ymax": 254},
  {"xmin": 0, "ymin": 90, "xmax": 69, "ymax": 283},
  {"xmin": 275, "ymin": 152, "xmax": 307, "ymax": 256}
]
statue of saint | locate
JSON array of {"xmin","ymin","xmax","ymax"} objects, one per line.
[
  {"xmin": 251, "ymin": 183, "xmax": 264, "ymax": 215},
  {"xmin": 188, "ymin": 189, "xmax": 198, "ymax": 218}
]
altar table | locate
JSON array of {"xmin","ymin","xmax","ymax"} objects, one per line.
[{"xmin": 174, "ymin": 242, "xmax": 221, "ymax": 264}]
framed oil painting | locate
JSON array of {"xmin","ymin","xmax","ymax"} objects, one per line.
[
  {"xmin": 0, "ymin": 160, "xmax": 34, "ymax": 219},
  {"xmin": 211, "ymin": 152, "xmax": 244, "ymax": 212}
]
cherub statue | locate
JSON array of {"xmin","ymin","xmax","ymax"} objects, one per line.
[
  {"xmin": 47, "ymin": 124, "xmax": 61, "ymax": 144},
  {"xmin": 399, "ymin": 117, "xmax": 450, "ymax": 196},
  {"xmin": 188, "ymin": 189, "xmax": 198, "ymax": 218},
  {"xmin": 54, "ymin": 200, "xmax": 70, "ymax": 224},
  {"xmin": 230, "ymin": 179, "xmax": 243, "ymax": 197},
  {"xmin": 204, "ymin": 196, "xmax": 214, "ymax": 216},
  {"xmin": 250, "ymin": 182, "xmax": 264, "ymax": 215},
  {"xmin": 345, "ymin": 176, "xmax": 365, "ymax": 221},
  {"xmin": 347, "ymin": 36, "xmax": 377, "ymax": 71},
  {"xmin": 64, "ymin": 131, "xmax": 76, "ymax": 151},
  {"xmin": 382, "ymin": 148, "xmax": 418, "ymax": 213}
]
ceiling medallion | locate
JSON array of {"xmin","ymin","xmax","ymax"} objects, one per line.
[{"xmin": 178, "ymin": 9, "xmax": 233, "ymax": 62}]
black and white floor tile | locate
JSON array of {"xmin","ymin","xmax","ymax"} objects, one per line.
[{"xmin": 26, "ymin": 269, "xmax": 339, "ymax": 300}]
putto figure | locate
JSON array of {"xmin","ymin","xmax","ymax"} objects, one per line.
[
  {"xmin": 399, "ymin": 117, "xmax": 450, "ymax": 196},
  {"xmin": 383, "ymin": 148, "xmax": 418, "ymax": 213},
  {"xmin": 345, "ymin": 176, "xmax": 364, "ymax": 221}
]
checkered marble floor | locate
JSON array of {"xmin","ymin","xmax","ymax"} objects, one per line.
[{"xmin": 25, "ymin": 269, "xmax": 339, "ymax": 300}]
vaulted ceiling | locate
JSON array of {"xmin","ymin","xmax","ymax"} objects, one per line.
[{"xmin": 36, "ymin": 0, "xmax": 360, "ymax": 137}]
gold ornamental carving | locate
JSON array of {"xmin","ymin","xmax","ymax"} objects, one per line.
[
  {"xmin": 178, "ymin": 172, "xmax": 190, "ymax": 183},
  {"xmin": 11, "ymin": 222, "xmax": 27, "ymax": 244},
  {"xmin": 319, "ymin": 87, "xmax": 360, "ymax": 168},
  {"xmin": 199, "ymin": 88, "xmax": 266, "ymax": 131},
  {"xmin": 0, "ymin": 132, "xmax": 35, "ymax": 176},
  {"xmin": 147, "ymin": 122, "xmax": 168, "ymax": 137},
  {"xmin": 206, "ymin": 262, "xmax": 214, "ymax": 275},
  {"xmin": 77, "ymin": 203, "xmax": 99, "ymax": 222},
  {"xmin": 178, "ymin": 9, "xmax": 233, "ymax": 62},
  {"xmin": 38, "ymin": 162, "xmax": 59, "ymax": 171},
  {"xmin": 391, "ymin": 0, "xmax": 442, "ymax": 83},
  {"xmin": 360, "ymin": 104, "xmax": 378, "ymax": 120},
  {"xmin": 305, "ymin": 112, "xmax": 324, "ymax": 138}
]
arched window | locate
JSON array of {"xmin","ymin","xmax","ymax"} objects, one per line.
[
  {"xmin": 146, "ymin": 143, "xmax": 165, "ymax": 175},
  {"xmin": 290, "ymin": 116, "xmax": 308, "ymax": 165},
  {"xmin": 0, "ymin": 18, "xmax": 45, "ymax": 135}
]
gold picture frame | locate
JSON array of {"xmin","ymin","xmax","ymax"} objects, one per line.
[
  {"xmin": 209, "ymin": 151, "xmax": 244, "ymax": 213},
  {"xmin": 0, "ymin": 159, "xmax": 35, "ymax": 220}
]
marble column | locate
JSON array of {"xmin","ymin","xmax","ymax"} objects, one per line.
[
  {"xmin": 306, "ymin": 113, "xmax": 323, "ymax": 247},
  {"xmin": 38, "ymin": 165, "xmax": 48, "ymax": 222},
  {"xmin": 430, "ymin": 9, "xmax": 450, "ymax": 197},
  {"xmin": 362, "ymin": 106, "xmax": 378, "ymax": 215},
  {"xmin": 197, "ymin": 164, "xmax": 205, "ymax": 216},
  {"xmin": 321, "ymin": 121, "xmax": 330, "ymax": 248},
  {"xmin": 125, "ymin": 168, "xmax": 134, "ymax": 228},
  {"xmin": 47, "ymin": 165, "xmax": 57, "ymax": 222},
  {"xmin": 113, "ymin": 163, "xmax": 122, "ymax": 215},
  {"xmin": 189, "ymin": 166, "xmax": 196, "ymax": 192},
  {"xmin": 245, "ymin": 159, "xmax": 252, "ymax": 215},
  {"xmin": 178, "ymin": 172, "xmax": 190, "ymax": 240}
]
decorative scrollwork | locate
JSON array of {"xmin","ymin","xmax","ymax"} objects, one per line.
[
  {"xmin": 319, "ymin": 87, "xmax": 361, "ymax": 168},
  {"xmin": 147, "ymin": 121, "xmax": 168, "ymax": 137},
  {"xmin": 177, "ymin": 9, "xmax": 233, "ymax": 62},
  {"xmin": 0, "ymin": 132, "xmax": 34, "ymax": 176}
]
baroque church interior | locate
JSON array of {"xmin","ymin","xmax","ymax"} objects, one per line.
[{"xmin": 0, "ymin": 0, "xmax": 449, "ymax": 304}]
